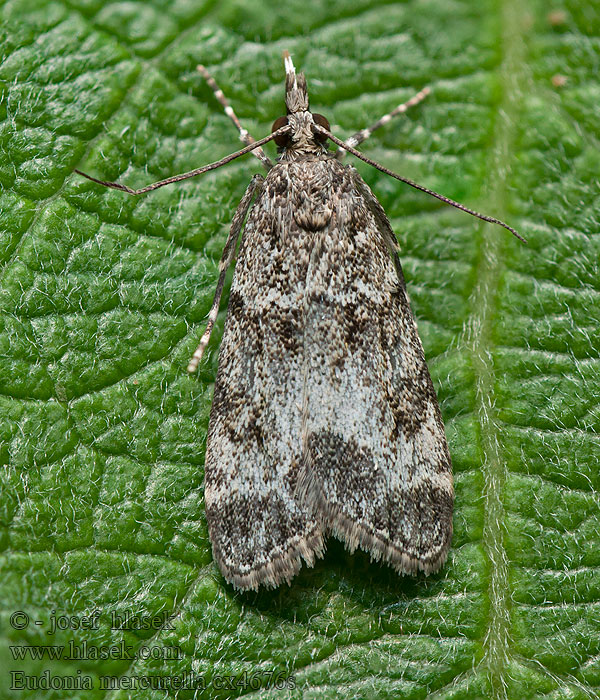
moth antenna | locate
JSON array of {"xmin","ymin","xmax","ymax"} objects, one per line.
[
  {"xmin": 314, "ymin": 124, "xmax": 526, "ymax": 243},
  {"xmin": 75, "ymin": 127, "xmax": 289, "ymax": 195}
]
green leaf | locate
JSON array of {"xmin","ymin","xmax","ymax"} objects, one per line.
[{"xmin": 1, "ymin": 0, "xmax": 599, "ymax": 698}]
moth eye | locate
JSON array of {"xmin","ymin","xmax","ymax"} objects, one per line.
[
  {"xmin": 271, "ymin": 116, "xmax": 290, "ymax": 147},
  {"xmin": 312, "ymin": 113, "xmax": 330, "ymax": 142}
]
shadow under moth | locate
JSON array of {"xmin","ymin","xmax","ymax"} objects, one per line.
[{"xmin": 77, "ymin": 52, "xmax": 523, "ymax": 591}]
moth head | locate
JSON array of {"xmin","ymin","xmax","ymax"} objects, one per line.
[
  {"xmin": 272, "ymin": 51, "xmax": 331, "ymax": 152},
  {"xmin": 311, "ymin": 113, "xmax": 331, "ymax": 144},
  {"xmin": 270, "ymin": 112, "xmax": 330, "ymax": 149}
]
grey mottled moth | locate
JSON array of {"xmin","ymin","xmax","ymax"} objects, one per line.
[{"xmin": 77, "ymin": 52, "xmax": 523, "ymax": 591}]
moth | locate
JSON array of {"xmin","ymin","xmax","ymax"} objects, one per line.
[{"xmin": 77, "ymin": 52, "xmax": 523, "ymax": 591}]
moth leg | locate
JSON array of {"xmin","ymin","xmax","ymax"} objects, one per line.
[
  {"xmin": 198, "ymin": 65, "xmax": 274, "ymax": 171},
  {"xmin": 334, "ymin": 86, "xmax": 430, "ymax": 160},
  {"xmin": 187, "ymin": 173, "xmax": 265, "ymax": 373}
]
